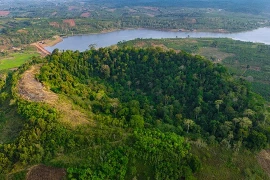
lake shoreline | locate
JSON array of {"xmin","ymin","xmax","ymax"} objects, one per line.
[
  {"xmin": 36, "ymin": 25, "xmax": 270, "ymax": 51},
  {"xmin": 45, "ymin": 27, "xmax": 270, "ymax": 52}
]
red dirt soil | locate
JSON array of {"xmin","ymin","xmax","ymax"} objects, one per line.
[
  {"xmin": 81, "ymin": 12, "xmax": 91, "ymax": 17},
  {"xmin": 27, "ymin": 165, "xmax": 66, "ymax": 180},
  {"xmin": 63, "ymin": 19, "xmax": 76, "ymax": 27},
  {"xmin": 0, "ymin": 11, "xmax": 10, "ymax": 16}
]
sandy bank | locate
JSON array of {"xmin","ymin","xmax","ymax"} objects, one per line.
[{"xmin": 39, "ymin": 35, "xmax": 63, "ymax": 47}]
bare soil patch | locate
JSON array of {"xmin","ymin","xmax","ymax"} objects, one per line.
[
  {"xmin": 49, "ymin": 22, "xmax": 60, "ymax": 28},
  {"xmin": 18, "ymin": 65, "xmax": 57, "ymax": 102},
  {"xmin": 27, "ymin": 165, "xmax": 66, "ymax": 180},
  {"xmin": 250, "ymin": 66, "xmax": 261, "ymax": 71},
  {"xmin": 81, "ymin": 12, "xmax": 91, "ymax": 18},
  {"xmin": 17, "ymin": 29, "xmax": 28, "ymax": 34},
  {"xmin": 151, "ymin": 43, "xmax": 169, "ymax": 50},
  {"xmin": 63, "ymin": 19, "xmax": 76, "ymax": 27},
  {"xmin": 257, "ymin": 150, "xmax": 270, "ymax": 177},
  {"xmin": 40, "ymin": 36, "xmax": 63, "ymax": 47},
  {"xmin": 135, "ymin": 41, "xmax": 146, "ymax": 47},
  {"xmin": 18, "ymin": 65, "xmax": 92, "ymax": 126},
  {"xmin": 0, "ymin": 11, "xmax": 10, "ymax": 16}
]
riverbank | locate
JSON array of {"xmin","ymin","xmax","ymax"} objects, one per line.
[{"xmin": 40, "ymin": 27, "xmax": 229, "ymax": 52}]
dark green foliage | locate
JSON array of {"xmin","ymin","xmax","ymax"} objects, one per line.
[
  {"xmin": 246, "ymin": 130, "xmax": 267, "ymax": 151},
  {"xmin": 40, "ymin": 47, "xmax": 267, "ymax": 147}
]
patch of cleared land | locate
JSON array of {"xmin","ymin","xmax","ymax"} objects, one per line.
[
  {"xmin": 26, "ymin": 165, "xmax": 66, "ymax": 180},
  {"xmin": 43, "ymin": 36, "xmax": 63, "ymax": 47},
  {"xmin": 258, "ymin": 150, "xmax": 270, "ymax": 177},
  {"xmin": 0, "ymin": 11, "xmax": 10, "ymax": 16},
  {"xmin": 81, "ymin": 12, "xmax": 91, "ymax": 17},
  {"xmin": 49, "ymin": 22, "xmax": 60, "ymax": 28},
  {"xmin": 198, "ymin": 47, "xmax": 234, "ymax": 62},
  {"xmin": 18, "ymin": 65, "xmax": 93, "ymax": 127},
  {"xmin": 63, "ymin": 19, "xmax": 76, "ymax": 27}
]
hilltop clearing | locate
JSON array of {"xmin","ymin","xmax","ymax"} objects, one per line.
[{"xmin": 18, "ymin": 65, "xmax": 92, "ymax": 127}]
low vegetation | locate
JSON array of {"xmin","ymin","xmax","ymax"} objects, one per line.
[{"xmin": 0, "ymin": 52, "xmax": 38, "ymax": 71}]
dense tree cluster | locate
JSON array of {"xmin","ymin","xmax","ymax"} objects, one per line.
[{"xmin": 40, "ymin": 47, "xmax": 269, "ymax": 150}]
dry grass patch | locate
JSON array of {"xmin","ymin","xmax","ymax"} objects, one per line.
[
  {"xmin": 49, "ymin": 22, "xmax": 60, "ymax": 28},
  {"xmin": 198, "ymin": 47, "xmax": 234, "ymax": 62},
  {"xmin": 18, "ymin": 65, "xmax": 94, "ymax": 127},
  {"xmin": 53, "ymin": 96, "xmax": 93, "ymax": 127},
  {"xmin": 135, "ymin": 41, "xmax": 146, "ymax": 47},
  {"xmin": 26, "ymin": 165, "xmax": 66, "ymax": 180},
  {"xmin": 150, "ymin": 43, "xmax": 169, "ymax": 50},
  {"xmin": 17, "ymin": 29, "xmax": 28, "ymax": 34},
  {"xmin": 257, "ymin": 150, "xmax": 270, "ymax": 177}
]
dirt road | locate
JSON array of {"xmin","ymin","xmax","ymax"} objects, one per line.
[{"xmin": 32, "ymin": 43, "xmax": 51, "ymax": 56}]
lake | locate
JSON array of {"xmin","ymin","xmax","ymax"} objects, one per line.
[{"xmin": 45, "ymin": 28, "xmax": 270, "ymax": 52}]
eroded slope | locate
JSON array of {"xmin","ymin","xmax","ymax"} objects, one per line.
[{"xmin": 17, "ymin": 65, "xmax": 92, "ymax": 126}]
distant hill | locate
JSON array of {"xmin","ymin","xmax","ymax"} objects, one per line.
[{"xmin": 92, "ymin": 0, "xmax": 269, "ymax": 14}]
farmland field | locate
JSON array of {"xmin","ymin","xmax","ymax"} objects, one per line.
[{"xmin": 0, "ymin": 52, "xmax": 39, "ymax": 71}]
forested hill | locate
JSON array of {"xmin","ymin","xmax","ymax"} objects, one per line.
[
  {"xmin": 41, "ymin": 47, "xmax": 269, "ymax": 150},
  {"xmin": 0, "ymin": 47, "xmax": 270, "ymax": 179}
]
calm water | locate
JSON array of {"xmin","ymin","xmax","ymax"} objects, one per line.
[{"xmin": 45, "ymin": 28, "xmax": 270, "ymax": 52}]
